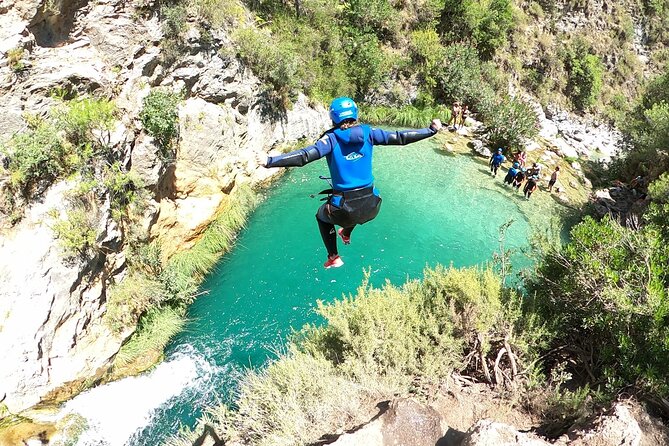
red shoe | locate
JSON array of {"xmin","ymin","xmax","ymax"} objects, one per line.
[
  {"xmin": 338, "ymin": 228, "xmax": 351, "ymax": 245},
  {"xmin": 324, "ymin": 255, "xmax": 344, "ymax": 269}
]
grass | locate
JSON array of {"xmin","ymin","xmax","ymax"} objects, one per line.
[
  {"xmin": 362, "ymin": 105, "xmax": 451, "ymax": 129},
  {"xmin": 107, "ymin": 184, "xmax": 259, "ymax": 377},
  {"xmin": 110, "ymin": 307, "xmax": 186, "ymax": 378}
]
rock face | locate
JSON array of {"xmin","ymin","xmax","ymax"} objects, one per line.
[
  {"xmin": 0, "ymin": 0, "xmax": 329, "ymax": 416},
  {"xmin": 0, "ymin": 181, "xmax": 128, "ymax": 413}
]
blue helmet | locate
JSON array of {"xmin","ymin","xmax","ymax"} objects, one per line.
[
  {"xmin": 513, "ymin": 161, "xmax": 520, "ymax": 169},
  {"xmin": 329, "ymin": 97, "xmax": 358, "ymax": 125},
  {"xmin": 497, "ymin": 148, "xmax": 503, "ymax": 153}
]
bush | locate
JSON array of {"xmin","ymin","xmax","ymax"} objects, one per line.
[
  {"xmin": 139, "ymin": 90, "xmax": 182, "ymax": 151},
  {"xmin": 1, "ymin": 121, "xmax": 67, "ymax": 197},
  {"xmin": 440, "ymin": 0, "xmax": 515, "ymax": 59},
  {"xmin": 526, "ymin": 216, "xmax": 669, "ymax": 398},
  {"xmin": 106, "ymin": 272, "xmax": 167, "ymax": 333},
  {"xmin": 435, "ymin": 43, "xmax": 496, "ymax": 106},
  {"xmin": 112, "ymin": 307, "xmax": 186, "ymax": 373},
  {"xmin": 50, "ymin": 204, "xmax": 99, "ymax": 258},
  {"xmin": 363, "ymin": 104, "xmax": 451, "ymax": 128},
  {"xmin": 564, "ymin": 41, "xmax": 603, "ymax": 110},
  {"xmin": 55, "ymin": 97, "xmax": 116, "ymax": 148},
  {"xmin": 480, "ymin": 96, "xmax": 539, "ymax": 151}
]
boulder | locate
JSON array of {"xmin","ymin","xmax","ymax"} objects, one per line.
[
  {"xmin": 330, "ymin": 399, "xmax": 443, "ymax": 446},
  {"xmin": 566, "ymin": 403, "xmax": 669, "ymax": 446},
  {"xmin": 471, "ymin": 139, "xmax": 492, "ymax": 158}
]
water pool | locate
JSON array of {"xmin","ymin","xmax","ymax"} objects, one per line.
[{"xmin": 72, "ymin": 136, "xmax": 565, "ymax": 445}]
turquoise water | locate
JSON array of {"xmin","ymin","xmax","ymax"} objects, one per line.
[{"xmin": 130, "ymin": 137, "xmax": 544, "ymax": 444}]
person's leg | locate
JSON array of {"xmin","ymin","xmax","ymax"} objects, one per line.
[
  {"xmin": 317, "ymin": 217, "xmax": 338, "ymax": 256},
  {"xmin": 339, "ymin": 225, "xmax": 355, "ymax": 244}
]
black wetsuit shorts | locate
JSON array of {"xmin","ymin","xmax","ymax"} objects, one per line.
[{"xmin": 317, "ymin": 186, "xmax": 382, "ymax": 228}]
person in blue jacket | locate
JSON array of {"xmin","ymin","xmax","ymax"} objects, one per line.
[
  {"xmin": 489, "ymin": 148, "xmax": 506, "ymax": 177},
  {"xmin": 259, "ymin": 97, "xmax": 442, "ymax": 269},
  {"xmin": 503, "ymin": 161, "xmax": 520, "ymax": 186}
]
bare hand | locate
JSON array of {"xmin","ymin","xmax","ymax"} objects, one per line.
[
  {"xmin": 430, "ymin": 118, "xmax": 442, "ymax": 132},
  {"xmin": 254, "ymin": 151, "xmax": 268, "ymax": 169}
]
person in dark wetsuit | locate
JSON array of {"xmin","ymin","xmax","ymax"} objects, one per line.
[
  {"xmin": 489, "ymin": 148, "xmax": 506, "ymax": 177},
  {"xmin": 258, "ymin": 97, "xmax": 442, "ymax": 269},
  {"xmin": 524, "ymin": 175, "xmax": 539, "ymax": 200},
  {"xmin": 512, "ymin": 167, "xmax": 526, "ymax": 192},
  {"xmin": 504, "ymin": 161, "xmax": 520, "ymax": 186}
]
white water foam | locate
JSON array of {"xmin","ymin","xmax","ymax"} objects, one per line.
[{"xmin": 62, "ymin": 348, "xmax": 216, "ymax": 446}]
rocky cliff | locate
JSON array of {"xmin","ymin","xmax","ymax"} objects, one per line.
[{"xmin": 0, "ymin": 0, "xmax": 328, "ymax": 416}]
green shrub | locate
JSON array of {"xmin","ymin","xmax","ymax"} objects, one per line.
[
  {"xmin": 527, "ymin": 216, "xmax": 669, "ymax": 398},
  {"xmin": 480, "ymin": 95, "xmax": 539, "ymax": 151},
  {"xmin": 139, "ymin": 90, "xmax": 182, "ymax": 151},
  {"xmin": 106, "ymin": 273, "xmax": 167, "ymax": 333},
  {"xmin": 161, "ymin": 4, "xmax": 188, "ymax": 65},
  {"xmin": 50, "ymin": 204, "xmax": 99, "ymax": 258},
  {"xmin": 55, "ymin": 97, "xmax": 116, "ymax": 148},
  {"xmin": 440, "ymin": 0, "xmax": 515, "ymax": 59},
  {"xmin": 7, "ymin": 47, "xmax": 25, "ymax": 72},
  {"xmin": 2, "ymin": 122, "xmax": 67, "ymax": 196},
  {"xmin": 362, "ymin": 104, "xmax": 451, "ymax": 128},
  {"xmin": 435, "ymin": 43, "xmax": 497, "ymax": 106},
  {"xmin": 101, "ymin": 162, "xmax": 145, "ymax": 220},
  {"xmin": 564, "ymin": 41, "xmax": 603, "ymax": 110},
  {"xmin": 177, "ymin": 266, "xmax": 542, "ymax": 445}
]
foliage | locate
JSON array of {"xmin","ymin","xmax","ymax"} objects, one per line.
[
  {"xmin": 106, "ymin": 273, "xmax": 167, "ymax": 333},
  {"xmin": 101, "ymin": 162, "xmax": 145, "ymax": 220},
  {"xmin": 1, "ymin": 121, "xmax": 67, "ymax": 197},
  {"xmin": 54, "ymin": 97, "xmax": 116, "ymax": 148},
  {"xmin": 50, "ymin": 204, "xmax": 99, "ymax": 258},
  {"xmin": 480, "ymin": 95, "xmax": 539, "ymax": 151},
  {"xmin": 160, "ymin": 4, "xmax": 188, "ymax": 65},
  {"xmin": 362, "ymin": 104, "xmax": 451, "ymax": 128},
  {"xmin": 7, "ymin": 47, "xmax": 25, "ymax": 72},
  {"xmin": 526, "ymin": 216, "xmax": 669, "ymax": 398},
  {"xmin": 113, "ymin": 307, "xmax": 186, "ymax": 371},
  {"xmin": 440, "ymin": 0, "xmax": 516, "ymax": 59},
  {"xmin": 564, "ymin": 41, "xmax": 603, "ymax": 110},
  {"xmin": 139, "ymin": 89, "xmax": 182, "ymax": 151},
  {"xmin": 647, "ymin": 172, "xmax": 669, "ymax": 237},
  {"xmin": 434, "ymin": 43, "xmax": 497, "ymax": 107}
]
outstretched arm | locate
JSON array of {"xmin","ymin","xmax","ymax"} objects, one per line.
[
  {"xmin": 371, "ymin": 119, "xmax": 442, "ymax": 145},
  {"xmin": 262, "ymin": 134, "xmax": 333, "ymax": 168}
]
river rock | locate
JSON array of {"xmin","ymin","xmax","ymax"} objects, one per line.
[
  {"xmin": 461, "ymin": 420, "xmax": 550, "ymax": 446},
  {"xmin": 551, "ymin": 137, "xmax": 579, "ymax": 159},
  {"xmin": 471, "ymin": 139, "xmax": 491, "ymax": 158},
  {"xmin": 564, "ymin": 402, "xmax": 669, "ymax": 446}
]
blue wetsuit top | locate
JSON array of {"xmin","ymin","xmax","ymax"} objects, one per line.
[
  {"xmin": 266, "ymin": 124, "xmax": 437, "ymax": 191},
  {"xmin": 491, "ymin": 153, "xmax": 505, "ymax": 166},
  {"xmin": 508, "ymin": 167, "xmax": 519, "ymax": 178}
]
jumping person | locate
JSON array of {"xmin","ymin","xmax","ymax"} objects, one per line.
[
  {"xmin": 258, "ymin": 97, "xmax": 442, "ymax": 268},
  {"xmin": 489, "ymin": 148, "xmax": 506, "ymax": 177}
]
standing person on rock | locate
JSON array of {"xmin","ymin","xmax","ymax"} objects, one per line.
[{"xmin": 257, "ymin": 97, "xmax": 442, "ymax": 269}]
